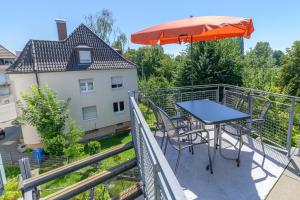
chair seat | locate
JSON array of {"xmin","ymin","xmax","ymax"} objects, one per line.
[{"xmin": 170, "ymin": 114, "xmax": 185, "ymax": 121}]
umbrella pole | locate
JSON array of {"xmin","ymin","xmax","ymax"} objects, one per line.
[{"xmin": 191, "ymin": 36, "xmax": 193, "ymax": 86}]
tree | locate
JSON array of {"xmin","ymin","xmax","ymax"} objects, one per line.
[
  {"xmin": 85, "ymin": 9, "xmax": 114, "ymax": 44},
  {"xmin": 272, "ymin": 50, "xmax": 284, "ymax": 66},
  {"xmin": 85, "ymin": 9, "xmax": 127, "ymax": 51},
  {"xmin": 244, "ymin": 42, "xmax": 275, "ymax": 68},
  {"xmin": 278, "ymin": 41, "xmax": 300, "ymax": 96},
  {"xmin": 176, "ymin": 38, "xmax": 243, "ymax": 86},
  {"xmin": 18, "ymin": 85, "xmax": 83, "ymax": 156},
  {"xmin": 124, "ymin": 46, "xmax": 179, "ymax": 81}
]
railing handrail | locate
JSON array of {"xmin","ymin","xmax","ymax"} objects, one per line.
[
  {"xmin": 129, "ymin": 94, "xmax": 187, "ymax": 200},
  {"xmin": 21, "ymin": 142, "xmax": 133, "ymax": 192},
  {"xmin": 136, "ymin": 83, "xmax": 300, "ymax": 102}
]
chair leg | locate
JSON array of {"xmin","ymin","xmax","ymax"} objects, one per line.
[
  {"xmin": 207, "ymin": 137, "xmax": 213, "ymax": 174},
  {"xmin": 164, "ymin": 138, "xmax": 169, "ymax": 155},
  {"xmin": 175, "ymin": 150, "xmax": 182, "ymax": 173},
  {"xmin": 160, "ymin": 130, "xmax": 165, "ymax": 148},
  {"xmin": 259, "ymin": 131, "xmax": 266, "ymax": 157},
  {"xmin": 236, "ymin": 131, "xmax": 243, "ymax": 167}
]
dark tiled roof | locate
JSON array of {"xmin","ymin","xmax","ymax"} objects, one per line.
[
  {"xmin": 0, "ymin": 45, "xmax": 16, "ymax": 59},
  {"xmin": 7, "ymin": 24, "xmax": 135, "ymax": 73}
]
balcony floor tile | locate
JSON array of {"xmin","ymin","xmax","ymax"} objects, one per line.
[{"xmin": 156, "ymin": 131, "xmax": 290, "ymax": 200}]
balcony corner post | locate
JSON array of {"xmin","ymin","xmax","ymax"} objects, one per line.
[{"xmin": 287, "ymin": 98, "xmax": 295, "ymax": 157}]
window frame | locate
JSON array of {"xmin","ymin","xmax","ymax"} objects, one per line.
[
  {"xmin": 82, "ymin": 105, "xmax": 97, "ymax": 121},
  {"xmin": 79, "ymin": 79, "xmax": 94, "ymax": 94},
  {"xmin": 111, "ymin": 76, "xmax": 123, "ymax": 89},
  {"xmin": 113, "ymin": 101, "xmax": 125, "ymax": 113},
  {"xmin": 79, "ymin": 50, "xmax": 92, "ymax": 64}
]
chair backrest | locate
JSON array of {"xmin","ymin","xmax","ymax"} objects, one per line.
[
  {"xmin": 251, "ymin": 95, "xmax": 272, "ymax": 120},
  {"xmin": 158, "ymin": 107, "xmax": 179, "ymax": 138},
  {"xmin": 225, "ymin": 90, "xmax": 247, "ymax": 112},
  {"xmin": 147, "ymin": 98, "xmax": 161, "ymax": 124}
]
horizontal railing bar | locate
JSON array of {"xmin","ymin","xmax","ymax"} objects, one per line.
[
  {"xmin": 21, "ymin": 142, "xmax": 133, "ymax": 191},
  {"xmin": 222, "ymin": 84, "xmax": 300, "ymax": 102},
  {"xmin": 41, "ymin": 159, "xmax": 137, "ymax": 200}
]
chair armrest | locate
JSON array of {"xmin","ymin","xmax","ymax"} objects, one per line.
[
  {"xmin": 246, "ymin": 118, "xmax": 265, "ymax": 124},
  {"xmin": 179, "ymin": 128, "xmax": 209, "ymax": 137}
]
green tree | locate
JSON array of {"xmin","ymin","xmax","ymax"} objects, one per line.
[
  {"xmin": 278, "ymin": 41, "xmax": 300, "ymax": 96},
  {"xmin": 63, "ymin": 119, "xmax": 85, "ymax": 159},
  {"xmin": 18, "ymin": 85, "xmax": 83, "ymax": 156},
  {"xmin": 139, "ymin": 76, "xmax": 172, "ymax": 91},
  {"xmin": 272, "ymin": 50, "xmax": 284, "ymax": 66},
  {"xmin": 124, "ymin": 46, "xmax": 179, "ymax": 82},
  {"xmin": 85, "ymin": 9, "xmax": 127, "ymax": 51},
  {"xmin": 176, "ymin": 38, "xmax": 243, "ymax": 86},
  {"xmin": 244, "ymin": 42, "xmax": 275, "ymax": 68}
]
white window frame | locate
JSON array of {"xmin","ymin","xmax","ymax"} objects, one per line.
[
  {"xmin": 113, "ymin": 101, "xmax": 125, "ymax": 113},
  {"xmin": 79, "ymin": 50, "xmax": 92, "ymax": 64},
  {"xmin": 82, "ymin": 106, "xmax": 97, "ymax": 121},
  {"xmin": 79, "ymin": 79, "xmax": 94, "ymax": 94},
  {"xmin": 111, "ymin": 76, "xmax": 123, "ymax": 89}
]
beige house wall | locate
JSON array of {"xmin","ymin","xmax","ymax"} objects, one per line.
[{"xmin": 8, "ymin": 68, "xmax": 137, "ymax": 147}]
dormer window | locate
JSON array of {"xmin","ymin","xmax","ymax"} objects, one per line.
[
  {"xmin": 75, "ymin": 45, "xmax": 92, "ymax": 64},
  {"xmin": 79, "ymin": 50, "xmax": 91, "ymax": 64}
]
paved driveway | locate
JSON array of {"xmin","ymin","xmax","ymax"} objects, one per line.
[{"xmin": 0, "ymin": 121, "xmax": 21, "ymax": 152}]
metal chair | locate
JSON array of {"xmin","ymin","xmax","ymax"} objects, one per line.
[
  {"xmin": 158, "ymin": 107, "xmax": 213, "ymax": 174},
  {"xmin": 147, "ymin": 98, "xmax": 188, "ymax": 148},
  {"xmin": 222, "ymin": 94, "xmax": 271, "ymax": 166}
]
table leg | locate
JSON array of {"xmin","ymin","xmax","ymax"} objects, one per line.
[{"xmin": 206, "ymin": 124, "xmax": 219, "ymax": 172}]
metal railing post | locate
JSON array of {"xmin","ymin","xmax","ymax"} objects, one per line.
[
  {"xmin": 216, "ymin": 84, "xmax": 220, "ymax": 103},
  {"xmin": 287, "ymin": 98, "xmax": 295, "ymax": 157},
  {"xmin": 223, "ymin": 86, "xmax": 226, "ymax": 105}
]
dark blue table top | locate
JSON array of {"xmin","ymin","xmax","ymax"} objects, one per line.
[{"xmin": 176, "ymin": 99, "xmax": 250, "ymax": 125}]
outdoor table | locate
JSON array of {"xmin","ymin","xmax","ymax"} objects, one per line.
[{"xmin": 176, "ymin": 99, "xmax": 251, "ymax": 171}]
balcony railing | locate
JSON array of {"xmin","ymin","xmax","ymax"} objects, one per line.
[
  {"xmin": 129, "ymin": 92, "xmax": 187, "ymax": 200},
  {"xmin": 129, "ymin": 84, "xmax": 300, "ymax": 199}
]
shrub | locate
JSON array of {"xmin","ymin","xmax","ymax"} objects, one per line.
[{"xmin": 85, "ymin": 141, "xmax": 101, "ymax": 155}]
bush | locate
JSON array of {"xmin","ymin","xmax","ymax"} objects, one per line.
[
  {"xmin": 0, "ymin": 178, "xmax": 22, "ymax": 200},
  {"xmin": 85, "ymin": 141, "xmax": 101, "ymax": 155},
  {"xmin": 4, "ymin": 165, "xmax": 20, "ymax": 179}
]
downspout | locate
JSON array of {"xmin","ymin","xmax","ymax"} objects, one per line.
[{"xmin": 31, "ymin": 40, "xmax": 40, "ymax": 87}]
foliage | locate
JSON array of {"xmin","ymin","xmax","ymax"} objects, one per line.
[
  {"xmin": 18, "ymin": 85, "xmax": 83, "ymax": 157},
  {"xmin": 241, "ymin": 66, "xmax": 280, "ymax": 91},
  {"xmin": 176, "ymin": 38, "xmax": 243, "ymax": 86},
  {"xmin": 124, "ymin": 46, "xmax": 179, "ymax": 81},
  {"xmin": 85, "ymin": 141, "xmax": 101, "ymax": 155},
  {"xmin": 244, "ymin": 42, "xmax": 275, "ymax": 68},
  {"xmin": 278, "ymin": 41, "xmax": 300, "ymax": 96},
  {"xmin": 18, "ymin": 85, "xmax": 69, "ymax": 155},
  {"xmin": 139, "ymin": 76, "xmax": 172, "ymax": 91},
  {"xmin": 4, "ymin": 165, "xmax": 20, "ymax": 179},
  {"xmin": 85, "ymin": 9, "xmax": 127, "ymax": 52},
  {"xmin": 0, "ymin": 178, "xmax": 22, "ymax": 200},
  {"xmin": 63, "ymin": 119, "xmax": 85, "ymax": 159},
  {"xmin": 39, "ymin": 133, "xmax": 134, "ymax": 198}
]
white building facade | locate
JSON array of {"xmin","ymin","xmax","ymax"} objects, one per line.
[{"xmin": 7, "ymin": 22, "xmax": 137, "ymax": 148}]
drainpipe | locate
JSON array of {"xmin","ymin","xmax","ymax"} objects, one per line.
[{"xmin": 31, "ymin": 40, "xmax": 40, "ymax": 87}]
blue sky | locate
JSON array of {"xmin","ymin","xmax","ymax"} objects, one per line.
[{"xmin": 1, "ymin": 0, "xmax": 300, "ymax": 56}]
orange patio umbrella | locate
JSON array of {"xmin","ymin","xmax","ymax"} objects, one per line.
[
  {"xmin": 131, "ymin": 16, "xmax": 254, "ymax": 85},
  {"xmin": 131, "ymin": 16, "xmax": 254, "ymax": 45}
]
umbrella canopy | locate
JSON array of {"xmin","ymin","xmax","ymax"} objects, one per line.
[{"xmin": 131, "ymin": 16, "xmax": 254, "ymax": 45}]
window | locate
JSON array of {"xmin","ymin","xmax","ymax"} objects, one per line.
[
  {"xmin": 82, "ymin": 106, "xmax": 97, "ymax": 120},
  {"xmin": 113, "ymin": 101, "xmax": 125, "ymax": 113},
  {"xmin": 111, "ymin": 76, "xmax": 123, "ymax": 88},
  {"xmin": 79, "ymin": 50, "xmax": 91, "ymax": 64},
  {"xmin": 79, "ymin": 79, "xmax": 94, "ymax": 93}
]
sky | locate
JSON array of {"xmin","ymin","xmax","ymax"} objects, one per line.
[{"xmin": 1, "ymin": 0, "xmax": 300, "ymax": 56}]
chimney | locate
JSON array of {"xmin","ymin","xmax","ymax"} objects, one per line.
[{"xmin": 55, "ymin": 19, "xmax": 67, "ymax": 41}]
